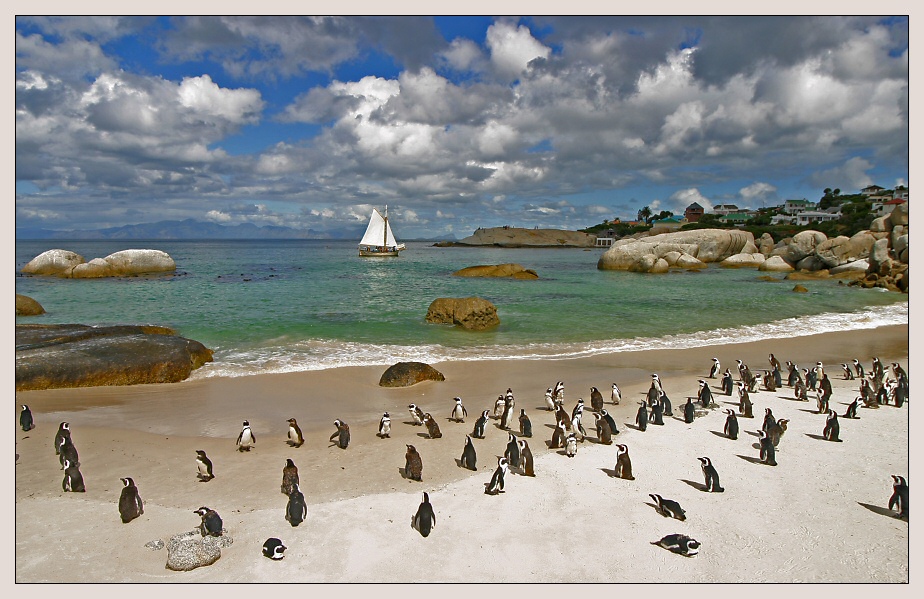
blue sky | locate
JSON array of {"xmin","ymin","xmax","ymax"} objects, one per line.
[{"xmin": 15, "ymin": 15, "xmax": 909, "ymax": 238}]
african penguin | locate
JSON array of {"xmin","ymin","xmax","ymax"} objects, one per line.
[
  {"xmin": 758, "ymin": 430, "xmax": 777, "ymax": 466},
  {"xmin": 545, "ymin": 388, "xmax": 556, "ymax": 411},
  {"xmin": 683, "ymin": 398, "xmax": 695, "ymax": 424},
  {"xmin": 553, "ymin": 381, "xmax": 565, "ymax": 403},
  {"xmin": 843, "ymin": 397, "xmax": 860, "ymax": 420},
  {"xmin": 649, "ymin": 494, "xmax": 686, "ymax": 521},
  {"xmin": 494, "ymin": 395, "xmax": 507, "ymax": 419},
  {"xmin": 500, "ymin": 398, "xmax": 515, "ymax": 430},
  {"xmin": 405, "ymin": 444, "xmax": 423, "ymax": 481},
  {"xmin": 635, "ymin": 402, "xmax": 648, "ymax": 432},
  {"xmin": 769, "ymin": 353, "xmax": 782, "ymax": 371},
  {"xmin": 822, "ymin": 409, "xmax": 841, "ymax": 442},
  {"xmin": 472, "ymin": 410, "xmax": 489, "ymax": 439},
  {"xmin": 767, "ymin": 418, "xmax": 788, "ymax": 448},
  {"xmin": 460, "ymin": 435, "xmax": 477, "ymax": 471},
  {"xmin": 518, "ymin": 439, "xmax": 534, "ymax": 476},
  {"xmin": 412, "ymin": 492, "xmax": 436, "ymax": 537},
  {"xmin": 709, "ymin": 357, "xmax": 720, "ymax": 379},
  {"xmin": 698, "ymin": 457, "xmax": 724, "ymax": 492},
  {"xmin": 697, "ymin": 380, "xmax": 713, "ymax": 408},
  {"xmin": 285, "ymin": 483, "xmax": 307, "ymax": 527},
  {"xmin": 652, "ymin": 534, "xmax": 700, "ymax": 557},
  {"xmin": 53, "ymin": 422, "xmax": 71, "ymax": 455},
  {"xmin": 721, "ymin": 370, "xmax": 734, "ymax": 396},
  {"xmin": 287, "ymin": 418, "xmax": 304, "ymax": 447},
  {"xmin": 505, "ymin": 433, "xmax": 520, "ymax": 468},
  {"xmin": 736, "ymin": 382, "xmax": 753, "ymax": 418},
  {"xmin": 330, "ymin": 419, "xmax": 350, "ymax": 448},
  {"xmin": 600, "ymin": 409, "xmax": 619, "ymax": 436},
  {"xmin": 723, "ymin": 409, "xmax": 738, "ymax": 440},
  {"xmin": 263, "ymin": 538, "xmax": 286, "ymax": 560},
  {"xmin": 888, "ymin": 475, "xmax": 909, "ymax": 520},
  {"xmin": 19, "ymin": 405, "xmax": 34, "ymax": 432},
  {"xmin": 62, "ymin": 459, "xmax": 85, "ymax": 492},
  {"xmin": 58, "ymin": 436, "xmax": 78, "ymax": 471},
  {"xmin": 195, "ymin": 450, "xmax": 214, "ymax": 481},
  {"xmin": 236, "ymin": 420, "xmax": 256, "ymax": 451},
  {"xmin": 281, "ymin": 458, "xmax": 299, "ymax": 496},
  {"xmin": 853, "ymin": 358, "xmax": 864, "ymax": 378},
  {"xmin": 841, "ymin": 363, "xmax": 855, "ymax": 380},
  {"xmin": 611, "ymin": 382, "xmax": 622, "ymax": 405},
  {"xmin": 518, "ymin": 409, "xmax": 532, "ymax": 438},
  {"xmin": 450, "ymin": 397, "xmax": 468, "ymax": 423},
  {"xmin": 590, "ymin": 386, "xmax": 604, "ymax": 412},
  {"xmin": 614, "ymin": 444, "xmax": 634, "ymax": 480},
  {"xmin": 118, "ymin": 477, "xmax": 144, "ymax": 523},
  {"xmin": 594, "ymin": 413, "xmax": 613, "ymax": 445},
  {"xmin": 649, "ymin": 397, "xmax": 664, "ymax": 425},
  {"xmin": 762, "ymin": 408, "xmax": 776, "ymax": 433},
  {"xmin": 194, "ymin": 507, "xmax": 223, "ymax": 537},
  {"xmin": 659, "ymin": 391, "xmax": 673, "ymax": 417},
  {"xmin": 484, "ymin": 457, "xmax": 508, "ymax": 495},
  {"xmin": 408, "ymin": 404, "xmax": 425, "ymax": 426},
  {"xmin": 550, "ymin": 419, "xmax": 567, "ymax": 448},
  {"xmin": 423, "ymin": 413, "xmax": 442, "ymax": 439},
  {"xmin": 565, "ymin": 432, "xmax": 578, "ymax": 458},
  {"xmin": 378, "ymin": 412, "xmax": 392, "ymax": 438}
]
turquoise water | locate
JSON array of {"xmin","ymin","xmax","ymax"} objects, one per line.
[{"xmin": 15, "ymin": 239, "xmax": 908, "ymax": 378}]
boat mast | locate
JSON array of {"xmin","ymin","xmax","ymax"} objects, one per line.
[{"xmin": 383, "ymin": 205, "xmax": 388, "ymax": 248}]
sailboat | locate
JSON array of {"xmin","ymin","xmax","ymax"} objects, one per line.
[{"xmin": 358, "ymin": 206, "xmax": 406, "ymax": 257}]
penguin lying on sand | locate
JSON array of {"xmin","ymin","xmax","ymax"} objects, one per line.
[
  {"xmin": 263, "ymin": 538, "xmax": 286, "ymax": 560},
  {"xmin": 652, "ymin": 534, "xmax": 700, "ymax": 557},
  {"xmin": 649, "ymin": 494, "xmax": 686, "ymax": 520}
]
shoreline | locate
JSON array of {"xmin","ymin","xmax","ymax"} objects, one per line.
[{"xmin": 15, "ymin": 324, "xmax": 909, "ymax": 582}]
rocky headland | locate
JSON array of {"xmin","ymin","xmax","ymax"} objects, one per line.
[
  {"xmin": 15, "ymin": 324, "xmax": 213, "ymax": 390},
  {"xmin": 22, "ymin": 248, "xmax": 176, "ymax": 278},
  {"xmin": 453, "ymin": 227, "xmax": 595, "ymax": 247}
]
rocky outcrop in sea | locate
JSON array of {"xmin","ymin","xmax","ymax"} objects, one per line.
[
  {"xmin": 22, "ymin": 248, "xmax": 176, "ymax": 278},
  {"xmin": 16, "ymin": 294, "xmax": 45, "ymax": 316},
  {"xmin": 455, "ymin": 227, "xmax": 596, "ymax": 247},
  {"xmin": 425, "ymin": 297, "xmax": 500, "ymax": 330},
  {"xmin": 15, "ymin": 324, "xmax": 213, "ymax": 390},
  {"xmin": 452, "ymin": 264, "xmax": 539, "ymax": 279},
  {"xmin": 597, "ymin": 229, "xmax": 754, "ymax": 272}
]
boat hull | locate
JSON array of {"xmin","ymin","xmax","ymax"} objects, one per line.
[{"xmin": 359, "ymin": 247, "xmax": 402, "ymax": 257}]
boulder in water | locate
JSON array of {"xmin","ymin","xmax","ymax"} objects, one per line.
[{"xmin": 425, "ymin": 297, "xmax": 500, "ymax": 330}]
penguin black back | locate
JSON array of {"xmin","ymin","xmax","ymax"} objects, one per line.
[
  {"xmin": 519, "ymin": 409, "xmax": 532, "ymax": 438},
  {"xmin": 724, "ymin": 409, "xmax": 738, "ymax": 440},
  {"xmin": 118, "ymin": 477, "xmax": 144, "ymax": 523},
  {"xmin": 53, "ymin": 422, "xmax": 71, "ymax": 455},
  {"xmin": 460, "ymin": 435, "xmax": 477, "ymax": 471},
  {"xmin": 20, "ymin": 405, "xmax": 34, "ymax": 432},
  {"xmin": 263, "ymin": 538, "xmax": 286, "ymax": 560},
  {"xmin": 286, "ymin": 484, "xmax": 307, "ymax": 527},
  {"xmin": 888, "ymin": 475, "xmax": 909, "ymax": 520},
  {"xmin": 412, "ymin": 492, "xmax": 436, "ymax": 537},
  {"xmin": 62, "ymin": 459, "xmax": 85, "ymax": 492},
  {"xmin": 195, "ymin": 507, "xmax": 223, "ymax": 537},
  {"xmin": 636, "ymin": 403, "xmax": 648, "ymax": 431}
]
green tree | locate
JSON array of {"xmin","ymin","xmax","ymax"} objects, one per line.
[{"xmin": 637, "ymin": 206, "xmax": 652, "ymax": 223}]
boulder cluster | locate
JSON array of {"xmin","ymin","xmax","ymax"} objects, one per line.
[
  {"xmin": 596, "ymin": 205, "xmax": 907, "ymax": 293},
  {"xmin": 22, "ymin": 248, "xmax": 176, "ymax": 278}
]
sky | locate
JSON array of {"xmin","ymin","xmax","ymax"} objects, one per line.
[{"xmin": 14, "ymin": 15, "xmax": 909, "ymax": 238}]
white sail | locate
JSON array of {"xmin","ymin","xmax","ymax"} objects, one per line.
[{"xmin": 359, "ymin": 209, "xmax": 388, "ymax": 247}]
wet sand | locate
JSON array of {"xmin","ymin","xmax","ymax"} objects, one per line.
[{"xmin": 14, "ymin": 325, "xmax": 909, "ymax": 583}]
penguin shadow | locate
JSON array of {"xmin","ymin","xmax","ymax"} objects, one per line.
[
  {"xmin": 680, "ymin": 479, "xmax": 708, "ymax": 492},
  {"xmin": 494, "ymin": 423, "xmax": 511, "ymax": 431},
  {"xmin": 857, "ymin": 502, "xmax": 905, "ymax": 519},
  {"xmin": 709, "ymin": 430, "xmax": 732, "ymax": 439},
  {"xmin": 797, "ymin": 408, "xmax": 821, "ymax": 414},
  {"xmin": 599, "ymin": 467, "xmax": 618, "ymax": 478},
  {"xmin": 745, "ymin": 430, "xmax": 760, "ymax": 437},
  {"xmin": 397, "ymin": 467, "xmax": 420, "ymax": 481},
  {"xmin": 543, "ymin": 423, "xmax": 557, "ymax": 430},
  {"xmin": 736, "ymin": 454, "xmax": 767, "ymax": 465},
  {"xmin": 454, "ymin": 458, "xmax": 478, "ymax": 471},
  {"xmin": 805, "ymin": 433, "xmax": 837, "ymax": 442},
  {"xmin": 624, "ymin": 423, "xmax": 644, "ymax": 432},
  {"xmin": 416, "ymin": 432, "xmax": 431, "ymax": 439},
  {"xmin": 723, "ymin": 401, "xmax": 739, "ymax": 407},
  {"xmin": 644, "ymin": 501, "xmax": 671, "ymax": 517}
]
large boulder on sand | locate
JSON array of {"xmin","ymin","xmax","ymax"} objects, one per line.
[
  {"xmin": 757, "ymin": 233, "xmax": 775, "ymax": 256},
  {"xmin": 379, "ymin": 362, "xmax": 446, "ymax": 387},
  {"xmin": 867, "ymin": 238, "xmax": 893, "ymax": 276},
  {"xmin": 165, "ymin": 530, "xmax": 232, "ymax": 571},
  {"xmin": 425, "ymin": 297, "xmax": 499, "ymax": 330},
  {"xmin": 815, "ymin": 233, "xmax": 876, "ymax": 268},
  {"xmin": 21, "ymin": 249, "xmax": 85, "ymax": 276},
  {"xmin": 771, "ymin": 230, "xmax": 826, "ymax": 265},
  {"xmin": 15, "ymin": 294, "xmax": 45, "ymax": 316},
  {"xmin": 15, "ymin": 324, "xmax": 213, "ymax": 390},
  {"xmin": 452, "ymin": 264, "xmax": 538, "ymax": 279},
  {"xmin": 597, "ymin": 229, "xmax": 754, "ymax": 270}
]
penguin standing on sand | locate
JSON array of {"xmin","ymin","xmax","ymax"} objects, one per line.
[
  {"xmin": 600, "ymin": 409, "xmax": 619, "ymax": 436},
  {"xmin": 571, "ymin": 398, "xmax": 585, "ymax": 422},
  {"xmin": 794, "ymin": 378, "xmax": 808, "ymax": 402},
  {"xmin": 62, "ymin": 459, "xmax": 85, "ymax": 492},
  {"xmin": 767, "ymin": 418, "xmax": 788, "ymax": 448},
  {"xmin": 565, "ymin": 432, "xmax": 578, "ymax": 458},
  {"xmin": 853, "ymin": 359, "xmax": 865, "ymax": 378},
  {"xmin": 263, "ymin": 538, "xmax": 287, "ymax": 560},
  {"xmin": 594, "ymin": 413, "xmax": 613, "ymax": 445},
  {"xmin": 494, "ymin": 395, "xmax": 507, "ymax": 419},
  {"xmin": 281, "ymin": 458, "xmax": 299, "ymax": 496},
  {"xmin": 423, "ymin": 413, "xmax": 442, "ymax": 439},
  {"xmin": 485, "ymin": 457, "xmax": 508, "ymax": 495},
  {"xmin": 888, "ymin": 475, "xmax": 909, "ymax": 520},
  {"xmin": 118, "ymin": 477, "xmax": 143, "ymax": 523},
  {"xmin": 659, "ymin": 391, "xmax": 673, "ymax": 417},
  {"xmin": 287, "ymin": 418, "xmax": 304, "ymax": 447},
  {"xmin": 649, "ymin": 396, "xmax": 664, "ymax": 426},
  {"xmin": 822, "ymin": 409, "xmax": 842, "ymax": 442},
  {"xmin": 724, "ymin": 409, "xmax": 738, "ymax": 440},
  {"xmin": 590, "ymin": 387, "xmax": 604, "ymax": 412},
  {"xmin": 758, "ymin": 430, "xmax": 777, "ymax": 466},
  {"xmin": 194, "ymin": 507, "xmax": 223, "ymax": 537},
  {"xmin": 816, "ymin": 389, "xmax": 830, "ymax": 415},
  {"xmin": 652, "ymin": 534, "xmax": 700, "ymax": 557},
  {"xmin": 285, "ymin": 483, "xmax": 307, "ymax": 527},
  {"xmin": 841, "ymin": 363, "xmax": 855, "ymax": 380},
  {"xmin": 54, "ymin": 422, "xmax": 71, "ymax": 455},
  {"xmin": 460, "ymin": 435, "xmax": 477, "ymax": 471},
  {"xmin": 405, "ymin": 445, "xmax": 423, "ymax": 481},
  {"xmin": 772, "ymin": 365, "xmax": 782, "ymax": 389},
  {"xmin": 555, "ymin": 403, "xmax": 571, "ymax": 432},
  {"xmin": 721, "ymin": 370, "xmax": 734, "ymax": 396},
  {"xmin": 647, "ymin": 381, "xmax": 661, "ymax": 406},
  {"xmin": 500, "ymin": 397, "xmax": 515, "ymax": 430},
  {"xmin": 19, "ymin": 405, "xmax": 34, "ymax": 432},
  {"xmin": 761, "ymin": 408, "xmax": 776, "ymax": 433},
  {"xmin": 571, "ymin": 411, "xmax": 587, "ymax": 442},
  {"xmin": 611, "ymin": 383, "xmax": 622, "ymax": 405},
  {"xmin": 505, "ymin": 433, "xmax": 520, "ymax": 468},
  {"xmin": 843, "ymin": 397, "xmax": 860, "ymax": 419},
  {"xmin": 550, "ymin": 419, "xmax": 567, "ymax": 448},
  {"xmin": 787, "ymin": 362, "xmax": 800, "ymax": 387},
  {"xmin": 58, "ymin": 436, "xmax": 79, "ymax": 470},
  {"xmin": 683, "ymin": 398, "xmax": 695, "ymax": 424},
  {"xmin": 545, "ymin": 388, "xmax": 556, "ymax": 411},
  {"xmin": 697, "ymin": 380, "xmax": 713, "ymax": 408},
  {"xmin": 636, "ymin": 402, "xmax": 648, "ymax": 432},
  {"xmin": 769, "ymin": 353, "xmax": 782, "ymax": 372},
  {"xmin": 518, "ymin": 439, "xmax": 534, "ymax": 476},
  {"xmin": 450, "ymin": 397, "xmax": 468, "ymax": 423},
  {"xmin": 698, "ymin": 457, "xmax": 724, "ymax": 492},
  {"xmin": 614, "ymin": 444, "xmax": 634, "ymax": 480},
  {"xmin": 805, "ymin": 367, "xmax": 817, "ymax": 391},
  {"xmin": 472, "ymin": 410, "xmax": 489, "ymax": 439},
  {"xmin": 819, "ymin": 373, "xmax": 833, "ymax": 401},
  {"xmin": 763, "ymin": 370, "xmax": 777, "ymax": 392},
  {"xmin": 330, "ymin": 419, "xmax": 350, "ymax": 449},
  {"xmin": 409, "ymin": 404, "xmax": 425, "ymax": 426},
  {"xmin": 412, "ymin": 492, "xmax": 436, "ymax": 537},
  {"xmin": 378, "ymin": 412, "xmax": 392, "ymax": 438},
  {"xmin": 736, "ymin": 382, "xmax": 753, "ymax": 418},
  {"xmin": 553, "ymin": 381, "xmax": 565, "ymax": 404},
  {"xmin": 709, "ymin": 357, "xmax": 720, "ymax": 379},
  {"xmin": 518, "ymin": 409, "xmax": 532, "ymax": 438},
  {"xmin": 236, "ymin": 420, "xmax": 256, "ymax": 452},
  {"xmin": 649, "ymin": 494, "xmax": 686, "ymax": 521},
  {"xmin": 195, "ymin": 450, "xmax": 214, "ymax": 481}
]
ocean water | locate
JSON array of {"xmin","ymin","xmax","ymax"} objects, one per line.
[{"xmin": 15, "ymin": 239, "xmax": 908, "ymax": 379}]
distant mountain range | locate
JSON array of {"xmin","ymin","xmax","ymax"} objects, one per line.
[{"xmin": 15, "ymin": 218, "xmax": 457, "ymax": 242}]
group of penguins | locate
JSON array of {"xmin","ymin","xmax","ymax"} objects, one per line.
[{"xmin": 18, "ymin": 352, "xmax": 909, "ymax": 563}]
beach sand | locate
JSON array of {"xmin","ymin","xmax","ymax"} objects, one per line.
[{"xmin": 14, "ymin": 325, "xmax": 909, "ymax": 583}]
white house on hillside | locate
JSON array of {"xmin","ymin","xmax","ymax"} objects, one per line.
[
  {"xmin": 783, "ymin": 199, "xmax": 815, "ymax": 215},
  {"xmin": 794, "ymin": 210, "xmax": 841, "ymax": 226}
]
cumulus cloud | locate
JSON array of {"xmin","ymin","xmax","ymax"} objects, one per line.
[
  {"xmin": 809, "ymin": 157, "xmax": 875, "ymax": 191},
  {"xmin": 486, "ymin": 22, "xmax": 551, "ymax": 80}
]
